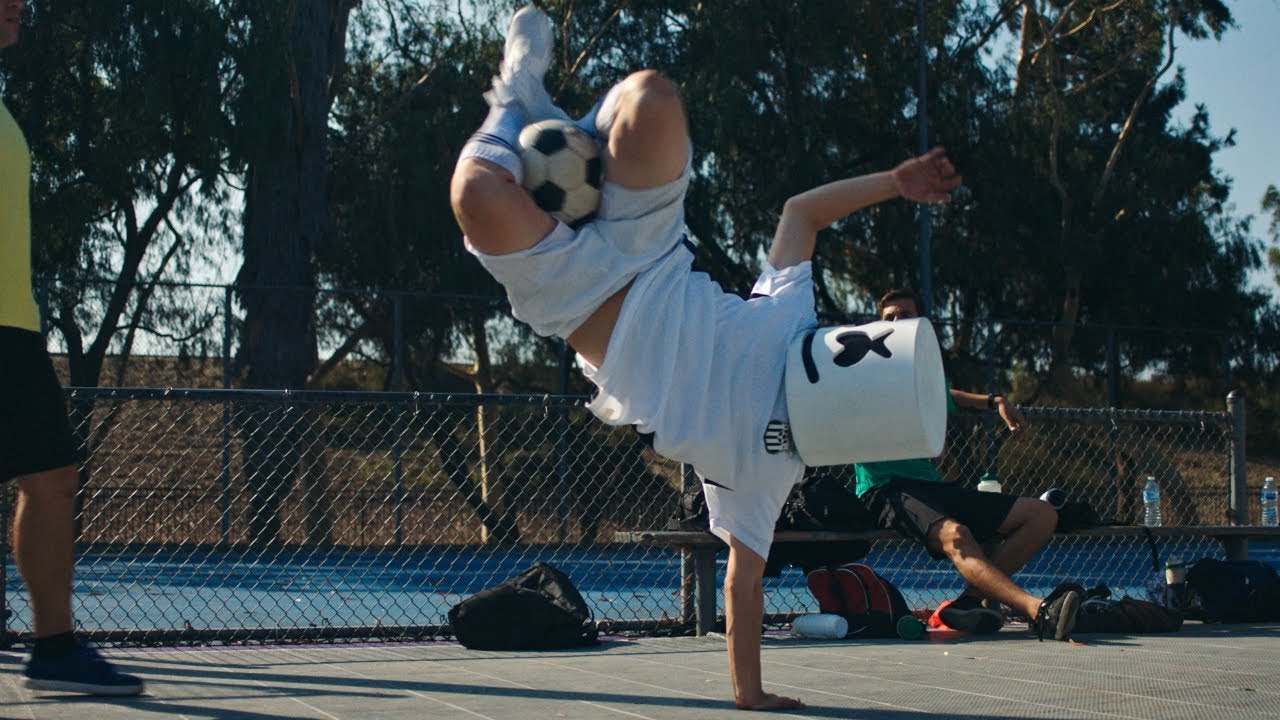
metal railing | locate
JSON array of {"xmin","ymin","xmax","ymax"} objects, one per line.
[{"xmin": 0, "ymin": 389, "xmax": 1258, "ymax": 646}]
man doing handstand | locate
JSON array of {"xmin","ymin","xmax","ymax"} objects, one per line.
[{"xmin": 451, "ymin": 6, "xmax": 959, "ymax": 711}]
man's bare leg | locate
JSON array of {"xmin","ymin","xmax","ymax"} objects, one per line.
[
  {"xmin": 725, "ymin": 537, "xmax": 803, "ymax": 711},
  {"xmin": 563, "ymin": 69, "xmax": 689, "ymax": 366},
  {"xmin": 931, "ymin": 518, "xmax": 1042, "ymax": 620},
  {"xmin": 985, "ymin": 497, "xmax": 1057, "ymax": 577},
  {"xmin": 14, "ymin": 465, "xmax": 79, "ymax": 637}
]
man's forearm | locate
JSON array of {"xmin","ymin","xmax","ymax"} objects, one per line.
[
  {"xmin": 785, "ymin": 171, "xmax": 900, "ymax": 232},
  {"xmin": 725, "ymin": 571, "xmax": 765, "ymax": 708},
  {"xmin": 768, "ymin": 171, "xmax": 899, "ymax": 268},
  {"xmin": 724, "ymin": 540, "xmax": 769, "ymax": 708}
]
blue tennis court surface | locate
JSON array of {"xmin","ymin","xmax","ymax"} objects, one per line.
[{"xmin": 5, "ymin": 542, "xmax": 1277, "ymax": 635}]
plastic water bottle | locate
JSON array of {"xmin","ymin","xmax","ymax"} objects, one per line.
[
  {"xmin": 1262, "ymin": 477, "xmax": 1278, "ymax": 527},
  {"xmin": 791, "ymin": 613, "xmax": 848, "ymax": 639},
  {"xmin": 1142, "ymin": 476, "xmax": 1161, "ymax": 527},
  {"xmin": 977, "ymin": 471, "xmax": 1001, "ymax": 493}
]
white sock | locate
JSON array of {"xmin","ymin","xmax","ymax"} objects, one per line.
[{"xmin": 457, "ymin": 101, "xmax": 528, "ymax": 183}]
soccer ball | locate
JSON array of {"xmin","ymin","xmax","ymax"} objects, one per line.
[{"xmin": 518, "ymin": 119, "xmax": 603, "ymax": 227}]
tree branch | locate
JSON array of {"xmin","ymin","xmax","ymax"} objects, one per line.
[{"xmin": 1090, "ymin": 18, "xmax": 1176, "ymax": 215}]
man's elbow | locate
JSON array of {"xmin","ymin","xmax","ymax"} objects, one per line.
[{"xmin": 781, "ymin": 196, "xmax": 814, "ymax": 231}]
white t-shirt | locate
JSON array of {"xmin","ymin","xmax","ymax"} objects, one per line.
[{"xmin": 582, "ymin": 244, "xmax": 817, "ymax": 557}]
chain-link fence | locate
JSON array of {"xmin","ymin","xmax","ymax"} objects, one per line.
[{"xmin": 0, "ymin": 388, "xmax": 1256, "ymax": 646}]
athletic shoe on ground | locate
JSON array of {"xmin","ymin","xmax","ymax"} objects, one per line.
[
  {"xmin": 24, "ymin": 641, "xmax": 145, "ymax": 696},
  {"xmin": 937, "ymin": 595, "xmax": 1004, "ymax": 634},
  {"xmin": 927, "ymin": 599, "xmax": 952, "ymax": 629},
  {"xmin": 1032, "ymin": 589, "xmax": 1082, "ymax": 642},
  {"xmin": 486, "ymin": 5, "xmax": 569, "ymax": 122}
]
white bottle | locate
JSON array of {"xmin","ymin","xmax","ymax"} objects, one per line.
[
  {"xmin": 977, "ymin": 472, "xmax": 1001, "ymax": 493},
  {"xmin": 1262, "ymin": 477, "xmax": 1278, "ymax": 528},
  {"xmin": 1142, "ymin": 476, "xmax": 1161, "ymax": 527},
  {"xmin": 791, "ymin": 613, "xmax": 848, "ymax": 639}
]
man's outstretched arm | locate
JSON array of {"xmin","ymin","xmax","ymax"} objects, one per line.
[
  {"xmin": 724, "ymin": 537, "xmax": 803, "ymax": 711},
  {"xmin": 767, "ymin": 147, "xmax": 962, "ymax": 270}
]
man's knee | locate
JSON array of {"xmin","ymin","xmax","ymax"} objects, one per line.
[
  {"xmin": 616, "ymin": 69, "xmax": 682, "ymax": 118},
  {"xmin": 933, "ymin": 519, "xmax": 981, "ymax": 559},
  {"xmin": 451, "ymin": 158, "xmax": 513, "ymax": 220},
  {"xmin": 1002, "ymin": 497, "xmax": 1058, "ymax": 537}
]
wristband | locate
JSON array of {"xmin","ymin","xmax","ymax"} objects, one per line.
[{"xmin": 987, "ymin": 393, "xmax": 998, "ymax": 410}]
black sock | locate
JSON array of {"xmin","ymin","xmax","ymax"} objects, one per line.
[{"xmin": 32, "ymin": 631, "xmax": 79, "ymax": 659}]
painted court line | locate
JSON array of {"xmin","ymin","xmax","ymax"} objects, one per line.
[
  {"xmin": 322, "ymin": 646, "xmax": 663, "ymax": 720},
  {"xmin": 761, "ymin": 656, "xmax": 1145, "ymax": 720},
  {"xmin": 623, "ymin": 651, "xmax": 950, "ymax": 716},
  {"xmin": 247, "ymin": 677, "xmax": 343, "ymax": 720},
  {"xmin": 953, "ymin": 648, "xmax": 1280, "ymax": 698}
]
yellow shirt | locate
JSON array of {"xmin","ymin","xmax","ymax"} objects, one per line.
[{"xmin": 0, "ymin": 98, "xmax": 39, "ymax": 332}]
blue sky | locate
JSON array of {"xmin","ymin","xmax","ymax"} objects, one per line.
[{"xmin": 1175, "ymin": 0, "xmax": 1280, "ymax": 297}]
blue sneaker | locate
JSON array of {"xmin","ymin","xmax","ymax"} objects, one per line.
[{"xmin": 24, "ymin": 641, "xmax": 145, "ymax": 696}]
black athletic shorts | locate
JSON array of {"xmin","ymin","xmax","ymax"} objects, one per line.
[
  {"xmin": 862, "ymin": 477, "xmax": 1018, "ymax": 559},
  {"xmin": 0, "ymin": 326, "xmax": 77, "ymax": 481}
]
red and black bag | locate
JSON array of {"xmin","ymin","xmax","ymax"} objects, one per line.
[{"xmin": 805, "ymin": 563, "xmax": 911, "ymax": 638}]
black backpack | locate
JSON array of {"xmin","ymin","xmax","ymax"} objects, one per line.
[
  {"xmin": 667, "ymin": 472, "xmax": 873, "ymax": 533},
  {"xmin": 1186, "ymin": 558, "xmax": 1280, "ymax": 623},
  {"xmin": 448, "ymin": 563, "xmax": 600, "ymax": 650},
  {"xmin": 776, "ymin": 472, "xmax": 876, "ymax": 533}
]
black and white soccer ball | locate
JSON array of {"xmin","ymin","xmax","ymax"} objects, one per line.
[{"xmin": 518, "ymin": 119, "xmax": 603, "ymax": 227}]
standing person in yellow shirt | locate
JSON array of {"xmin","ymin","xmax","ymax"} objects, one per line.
[{"xmin": 1, "ymin": 0, "xmax": 143, "ymax": 695}]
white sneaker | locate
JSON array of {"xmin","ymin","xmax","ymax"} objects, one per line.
[
  {"xmin": 486, "ymin": 5, "xmax": 569, "ymax": 122},
  {"xmin": 501, "ymin": 5, "xmax": 554, "ymax": 85}
]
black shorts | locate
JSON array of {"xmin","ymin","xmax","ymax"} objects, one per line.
[
  {"xmin": 0, "ymin": 327, "xmax": 77, "ymax": 481},
  {"xmin": 863, "ymin": 477, "xmax": 1017, "ymax": 559}
]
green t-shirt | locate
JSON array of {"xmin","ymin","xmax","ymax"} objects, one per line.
[{"xmin": 852, "ymin": 383, "xmax": 958, "ymax": 497}]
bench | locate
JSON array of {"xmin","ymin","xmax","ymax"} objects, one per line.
[{"xmin": 613, "ymin": 526, "xmax": 1280, "ymax": 635}]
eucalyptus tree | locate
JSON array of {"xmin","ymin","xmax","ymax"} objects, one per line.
[
  {"xmin": 0, "ymin": 1, "xmax": 235, "ymax": 390},
  {"xmin": 938, "ymin": 0, "xmax": 1267, "ymax": 400},
  {"xmin": 225, "ymin": 0, "xmax": 361, "ymax": 547}
]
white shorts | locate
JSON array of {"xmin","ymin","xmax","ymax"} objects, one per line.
[{"xmin": 465, "ymin": 149, "xmax": 692, "ymax": 339}]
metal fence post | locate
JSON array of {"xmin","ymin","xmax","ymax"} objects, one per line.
[
  {"xmin": 221, "ymin": 286, "xmax": 232, "ymax": 545},
  {"xmin": 393, "ymin": 295, "xmax": 405, "ymax": 546},
  {"xmin": 1106, "ymin": 325, "xmax": 1119, "ymax": 408},
  {"xmin": 556, "ymin": 340, "xmax": 571, "ymax": 542},
  {"xmin": 1227, "ymin": 390, "xmax": 1247, "ymax": 526},
  {"xmin": 984, "ymin": 323, "xmax": 995, "ymax": 395},
  {"xmin": 680, "ymin": 463, "xmax": 696, "ymax": 624},
  {"xmin": 1220, "ymin": 334, "xmax": 1232, "ymax": 398}
]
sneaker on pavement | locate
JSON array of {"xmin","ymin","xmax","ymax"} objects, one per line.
[
  {"xmin": 936, "ymin": 595, "xmax": 1004, "ymax": 634},
  {"xmin": 1032, "ymin": 589, "xmax": 1082, "ymax": 642},
  {"xmin": 24, "ymin": 641, "xmax": 145, "ymax": 696}
]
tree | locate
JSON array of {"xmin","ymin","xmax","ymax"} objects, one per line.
[
  {"xmin": 944, "ymin": 1, "xmax": 1266, "ymax": 399},
  {"xmin": 230, "ymin": 0, "xmax": 360, "ymax": 547},
  {"xmin": 1, "ymin": 2, "xmax": 235, "ymax": 390},
  {"xmin": 1266, "ymin": 184, "xmax": 1280, "ymax": 286}
]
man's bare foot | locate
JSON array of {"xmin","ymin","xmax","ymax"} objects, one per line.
[{"xmin": 735, "ymin": 692, "xmax": 805, "ymax": 711}]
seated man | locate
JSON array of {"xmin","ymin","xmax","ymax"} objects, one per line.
[
  {"xmin": 854, "ymin": 289, "xmax": 1080, "ymax": 640},
  {"xmin": 451, "ymin": 7, "xmax": 960, "ymax": 710}
]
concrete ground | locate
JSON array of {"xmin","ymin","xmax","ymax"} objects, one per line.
[{"xmin": 1, "ymin": 622, "xmax": 1278, "ymax": 720}]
